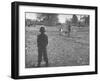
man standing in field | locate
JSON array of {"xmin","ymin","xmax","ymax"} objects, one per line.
[
  {"xmin": 68, "ymin": 24, "xmax": 71, "ymax": 37},
  {"xmin": 37, "ymin": 27, "xmax": 48, "ymax": 67}
]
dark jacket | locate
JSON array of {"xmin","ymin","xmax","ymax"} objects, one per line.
[{"xmin": 37, "ymin": 33, "xmax": 48, "ymax": 48}]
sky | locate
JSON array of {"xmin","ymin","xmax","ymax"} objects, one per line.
[
  {"xmin": 26, "ymin": 13, "xmax": 82, "ymax": 23},
  {"xmin": 26, "ymin": 13, "xmax": 37, "ymax": 20},
  {"xmin": 58, "ymin": 15, "xmax": 72, "ymax": 23}
]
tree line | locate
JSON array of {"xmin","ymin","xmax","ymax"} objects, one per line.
[{"xmin": 25, "ymin": 13, "xmax": 89, "ymax": 27}]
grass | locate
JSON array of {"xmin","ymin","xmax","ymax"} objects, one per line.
[{"xmin": 25, "ymin": 25, "xmax": 89, "ymax": 68}]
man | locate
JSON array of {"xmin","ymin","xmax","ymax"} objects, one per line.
[
  {"xmin": 67, "ymin": 24, "xmax": 71, "ymax": 37},
  {"xmin": 37, "ymin": 27, "xmax": 48, "ymax": 67}
]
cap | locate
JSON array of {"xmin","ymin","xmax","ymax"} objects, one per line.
[{"xmin": 39, "ymin": 27, "xmax": 45, "ymax": 32}]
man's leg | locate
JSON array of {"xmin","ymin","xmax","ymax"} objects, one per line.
[
  {"xmin": 43, "ymin": 48, "xmax": 48, "ymax": 66},
  {"xmin": 37, "ymin": 48, "xmax": 42, "ymax": 67}
]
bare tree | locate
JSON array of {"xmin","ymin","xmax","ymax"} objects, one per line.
[
  {"xmin": 72, "ymin": 14, "xmax": 78, "ymax": 26},
  {"xmin": 37, "ymin": 13, "xmax": 58, "ymax": 26}
]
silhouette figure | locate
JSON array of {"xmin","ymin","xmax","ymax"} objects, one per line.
[
  {"xmin": 68, "ymin": 24, "xmax": 71, "ymax": 37},
  {"xmin": 37, "ymin": 27, "xmax": 48, "ymax": 67}
]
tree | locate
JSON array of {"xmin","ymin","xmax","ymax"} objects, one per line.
[
  {"xmin": 84, "ymin": 16, "xmax": 89, "ymax": 26},
  {"xmin": 25, "ymin": 19, "xmax": 33, "ymax": 27},
  {"xmin": 72, "ymin": 15, "xmax": 78, "ymax": 25},
  {"xmin": 37, "ymin": 13, "xmax": 58, "ymax": 26},
  {"xmin": 80, "ymin": 15, "xmax": 89, "ymax": 26}
]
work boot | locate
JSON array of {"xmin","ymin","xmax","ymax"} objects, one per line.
[
  {"xmin": 45, "ymin": 61, "xmax": 48, "ymax": 67},
  {"xmin": 37, "ymin": 62, "xmax": 41, "ymax": 67}
]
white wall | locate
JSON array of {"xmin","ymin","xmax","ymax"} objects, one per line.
[{"xmin": 0, "ymin": 0, "xmax": 99, "ymax": 81}]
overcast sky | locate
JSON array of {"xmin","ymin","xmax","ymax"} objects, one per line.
[{"xmin": 26, "ymin": 13, "xmax": 82, "ymax": 23}]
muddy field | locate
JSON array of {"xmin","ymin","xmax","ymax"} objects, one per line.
[{"xmin": 25, "ymin": 26, "xmax": 89, "ymax": 68}]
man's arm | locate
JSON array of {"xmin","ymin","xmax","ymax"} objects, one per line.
[
  {"xmin": 37, "ymin": 35, "xmax": 40, "ymax": 47},
  {"xmin": 46, "ymin": 35, "xmax": 48, "ymax": 46}
]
